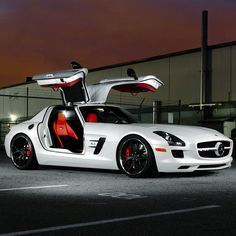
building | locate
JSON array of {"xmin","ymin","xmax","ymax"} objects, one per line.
[{"xmin": 0, "ymin": 41, "xmax": 236, "ymax": 146}]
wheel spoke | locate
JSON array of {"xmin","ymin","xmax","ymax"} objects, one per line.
[
  {"xmin": 138, "ymin": 143, "xmax": 144, "ymax": 151},
  {"xmin": 138, "ymin": 159, "xmax": 146, "ymax": 169},
  {"xmin": 126, "ymin": 162, "xmax": 133, "ymax": 171},
  {"xmin": 12, "ymin": 150, "xmax": 21, "ymax": 155},
  {"xmin": 123, "ymin": 158, "xmax": 133, "ymax": 170},
  {"xmin": 18, "ymin": 155, "xmax": 22, "ymax": 166},
  {"xmin": 14, "ymin": 155, "xmax": 21, "ymax": 165},
  {"xmin": 138, "ymin": 156, "xmax": 147, "ymax": 161},
  {"xmin": 132, "ymin": 161, "xmax": 135, "ymax": 172},
  {"xmin": 124, "ymin": 156, "xmax": 133, "ymax": 164}
]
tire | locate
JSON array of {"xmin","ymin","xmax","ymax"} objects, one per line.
[
  {"xmin": 117, "ymin": 135, "xmax": 157, "ymax": 178},
  {"xmin": 10, "ymin": 134, "xmax": 39, "ymax": 170}
]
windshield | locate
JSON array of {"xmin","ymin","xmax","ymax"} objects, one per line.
[{"xmin": 79, "ymin": 106, "xmax": 138, "ymax": 124}]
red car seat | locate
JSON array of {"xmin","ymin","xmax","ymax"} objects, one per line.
[
  {"xmin": 53, "ymin": 112, "xmax": 79, "ymax": 148},
  {"xmin": 86, "ymin": 113, "xmax": 98, "ymax": 122}
]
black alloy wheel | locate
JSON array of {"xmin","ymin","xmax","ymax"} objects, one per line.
[
  {"xmin": 10, "ymin": 134, "xmax": 38, "ymax": 170},
  {"xmin": 117, "ymin": 135, "xmax": 156, "ymax": 178}
]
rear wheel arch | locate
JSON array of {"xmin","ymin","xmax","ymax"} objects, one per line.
[{"xmin": 10, "ymin": 133, "xmax": 39, "ymax": 170}]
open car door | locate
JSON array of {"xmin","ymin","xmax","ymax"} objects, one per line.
[
  {"xmin": 33, "ymin": 68, "xmax": 89, "ymax": 104},
  {"xmin": 87, "ymin": 73, "xmax": 163, "ymax": 103},
  {"xmin": 33, "ymin": 67, "xmax": 163, "ymax": 104}
]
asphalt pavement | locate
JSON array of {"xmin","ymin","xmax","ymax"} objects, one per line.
[{"xmin": 0, "ymin": 150, "xmax": 236, "ymax": 236}]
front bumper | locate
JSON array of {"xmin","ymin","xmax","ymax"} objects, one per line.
[{"xmin": 153, "ymin": 142, "xmax": 233, "ymax": 173}]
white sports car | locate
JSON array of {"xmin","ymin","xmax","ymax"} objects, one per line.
[{"xmin": 4, "ymin": 64, "xmax": 233, "ymax": 177}]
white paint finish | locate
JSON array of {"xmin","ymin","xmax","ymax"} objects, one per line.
[
  {"xmin": 0, "ymin": 205, "xmax": 221, "ymax": 236},
  {"xmin": 4, "ymin": 110, "xmax": 233, "ymax": 173}
]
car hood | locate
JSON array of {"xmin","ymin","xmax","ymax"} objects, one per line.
[{"xmin": 129, "ymin": 123, "xmax": 229, "ymax": 142}]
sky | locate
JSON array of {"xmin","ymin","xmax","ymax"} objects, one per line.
[{"xmin": 0, "ymin": 0, "xmax": 236, "ymax": 87}]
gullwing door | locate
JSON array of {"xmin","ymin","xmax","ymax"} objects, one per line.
[
  {"xmin": 87, "ymin": 69, "xmax": 163, "ymax": 103},
  {"xmin": 33, "ymin": 67, "xmax": 163, "ymax": 104},
  {"xmin": 33, "ymin": 68, "xmax": 90, "ymax": 104}
]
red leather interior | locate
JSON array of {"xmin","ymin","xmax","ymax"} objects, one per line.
[
  {"xmin": 86, "ymin": 113, "xmax": 98, "ymax": 122},
  {"xmin": 113, "ymin": 83, "xmax": 156, "ymax": 93},
  {"xmin": 53, "ymin": 112, "xmax": 79, "ymax": 148}
]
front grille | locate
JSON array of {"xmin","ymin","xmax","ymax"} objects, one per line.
[
  {"xmin": 197, "ymin": 141, "xmax": 230, "ymax": 148},
  {"xmin": 197, "ymin": 141, "xmax": 231, "ymax": 158}
]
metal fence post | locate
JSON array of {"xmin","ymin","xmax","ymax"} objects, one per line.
[
  {"xmin": 178, "ymin": 99, "xmax": 181, "ymax": 124},
  {"xmin": 153, "ymin": 101, "xmax": 156, "ymax": 124},
  {"xmin": 138, "ymin": 98, "xmax": 145, "ymax": 121},
  {"xmin": 153, "ymin": 101, "xmax": 162, "ymax": 124},
  {"xmin": 26, "ymin": 87, "xmax": 29, "ymax": 120}
]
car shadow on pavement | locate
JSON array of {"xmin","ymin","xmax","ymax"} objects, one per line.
[
  {"xmin": 39, "ymin": 165, "xmax": 218, "ymax": 179},
  {"xmin": 1, "ymin": 149, "xmax": 234, "ymax": 179},
  {"xmin": 40, "ymin": 164, "xmax": 121, "ymax": 175},
  {"xmin": 156, "ymin": 171, "xmax": 218, "ymax": 179}
]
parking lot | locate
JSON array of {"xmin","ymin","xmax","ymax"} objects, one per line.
[{"xmin": 0, "ymin": 150, "xmax": 236, "ymax": 236}]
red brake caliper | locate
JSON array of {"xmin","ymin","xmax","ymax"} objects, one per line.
[
  {"xmin": 125, "ymin": 147, "xmax": 131, "ymax": 159},
  {"xmin": 26, "ymin": 146, "xmax": 31, "ymax": 157}
]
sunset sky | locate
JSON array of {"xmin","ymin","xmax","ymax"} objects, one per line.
[{"xmin": 0, "ymin": 0, "xmax": 236, "ymax": 87}]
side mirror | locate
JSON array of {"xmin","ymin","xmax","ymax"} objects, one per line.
[
  {"xmin": 71, "ymin": 61, "xmax": 82, "ymax": 69},
  {"xmin": 127, "ymin": 68, "xmax": 138, "ymax": 80}
]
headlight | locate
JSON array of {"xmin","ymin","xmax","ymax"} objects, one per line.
[{"xmin": 154, "ymin": 131, "xmax": 185, "ymax": 146}]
